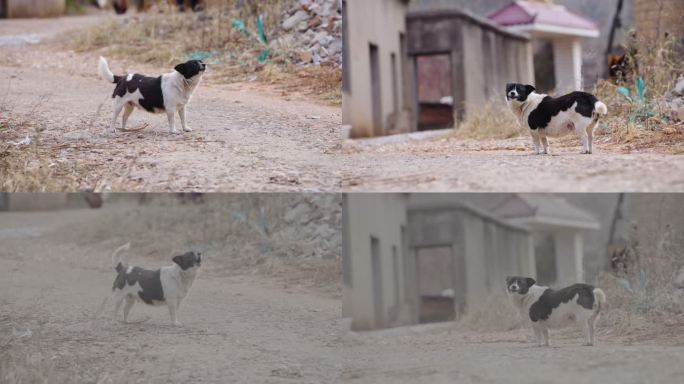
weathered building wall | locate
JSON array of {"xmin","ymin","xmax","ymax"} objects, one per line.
[
  {"xmin": 342, "ymin": 0, "xmax": 411, "ymax": 138},
  {"xmin": 406, "ymin": 9, "xmax": 532, "ymax": 125},
  {"xmin": 342, "ymin": 193, "xmax": 412, "ymax": 330}
]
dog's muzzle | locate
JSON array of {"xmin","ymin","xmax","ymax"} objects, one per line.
[{"xmin": 507, "ymin": 92, "xmax": 518, "ymax": 100}]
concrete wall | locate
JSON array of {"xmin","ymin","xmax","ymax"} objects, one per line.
[
  {"xmin": 409, "ymin": 206, "xmax": 534, "ymax": 314},
  {"xmin": 342, "ymin": 193, "xmax": 411, "ymax": 330},
  {"xmin": 342, "ymin": 0, "xmax": 411, "ymax": 138},
  {"xmin": 406, "ymin": 9, "xmax": 532, "ymax": 123},
  {"xmin": 5, "ymin": 0, "xmax": 65, "ymax": 18}
]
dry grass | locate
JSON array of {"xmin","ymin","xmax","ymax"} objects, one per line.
[
  {"xmin": 0, "ymin": 107, "xmax": 132, "ymax": 192},
  {"xmin": 60, "ymin": 1, "xmax": 341, "ymax": 105},
  {"xmin": 458, "ymin": 292, "xmax": 520, "ymax": 332},
  {"xmin": 454, "ymin": 102, "xmax": 522, "ymax": 140},
  {"xmin": 594, "ymin": 34, "xmax": 683, "ymax": 148}
]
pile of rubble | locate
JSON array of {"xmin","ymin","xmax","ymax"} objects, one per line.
[
  {"xmin": 667, "ymin": 76, "xmax": 684, "ymax": 123},
  {"xmin": 273, "ymin": 0, "xmax": 343, "ymax": 67}
]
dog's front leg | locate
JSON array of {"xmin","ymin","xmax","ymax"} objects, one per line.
[
  {"xmin": 178, "ymin": 105, "xmax": 192, "ymax": 132},
  {"xmin": 539, "ymin": 129, "xmax": 549, "ymax": 154},
  {"xmin": 167, "ymin": 302, "xmax": 182, "ymax": 326},
  {"xmin": 542, "ymin": 327, "xmax": 550, "ymax": 347},
  {"xmin": 166, "ymin": 109, "xmax": 178, "ymax": 134}
]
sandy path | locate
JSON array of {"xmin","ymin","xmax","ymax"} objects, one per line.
[
  {"xmin": 0, "ymin": 211, "xmax": 342, "ymax": 383},
  {"xmin": 338, "ymin": 135, "xmax": 684, "ymax": 192},
  {"xmin": 341, "ymin": 323, "xmax": 684, "ymax": 384},
  {"xmin": 3, "ymin": 15, "xmax": 684, "ymax": 192},
  {"xmin": 0, "ymin": 14, "xmax": 341, "ymax": 192}
]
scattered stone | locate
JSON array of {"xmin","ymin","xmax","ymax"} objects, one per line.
[
  {"xmin": 276, "ymin": 0, "xmax": 342, "ymax": 68},
  {"xmin": 282, "ymin": 10, "xmax": 311, "ymax": 31}
]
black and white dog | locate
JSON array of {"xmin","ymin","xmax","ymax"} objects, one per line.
[
  {"xmin": 97, "ymin": 56, "xmax": 206, "ymax": 134},
  {"xmin": 505, "ymin": 84, "xmax": 608, "ymax": 154},
  {"xmin": 98, "ymin": 243, "xmax": 202, "ymax": 326},
  {"xmin": 506, "ymin": 276, "xmax": 606, "ymax": 347}
]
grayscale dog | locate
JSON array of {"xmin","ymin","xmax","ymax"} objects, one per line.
[
  {"xmin": 506, "ymin": 276, "xmax": 606, "ymax": 346},
  {"xmin": 98, "ymin": 243, "xmax": 202, "ymax": 326}
]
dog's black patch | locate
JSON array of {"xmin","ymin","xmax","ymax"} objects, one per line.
[
  {"xmin": 112, "ymin": 74, "xmax": 165, "ymax": 113},
  {"xmin": 529, "ymin": 284, "xmax": 596, "ymax": 322},
  {"xmin": 527, "ymin": 92, "xmax": 599, "ymax": 130},
  {"xmin": 112, "ymin": 266, "xmax": 165, "ymax": 305},
  {"xmin": 172, "ymin": 251, "xmax": 202, "ymax": 270},
  {"xmin": 174, "ymin": 60, "xmax": 206, "ymax": 79}
]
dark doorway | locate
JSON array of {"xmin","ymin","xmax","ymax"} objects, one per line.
[
  {"xmin": 369, "ymin": 43, "xmax": 383, "ymax": 136},
  {"xmin": 416, "ymin": 54, "xmax": 454, "ymax": 130},
  {"xmin": 416, "ymin": 245, "xmax": 462, "ymax": 323},
  {"xmin": 0, "ymin": 0, "xmax": 7, "ymax": 18}
]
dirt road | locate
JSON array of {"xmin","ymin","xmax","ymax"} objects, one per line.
[
  {"xmin": 0, "ymin": 14, "xmax": 341, "ymax": 192},
  {"xmin": 341, "ymin": 323, "xmax": 684, "ymax": 384},
  {"xmin": 2, "ymin": 15, "xmax": 684, "ymax": 192},
  {"xmin": 0, "ymin": 210, "xmax": 342, "ymax": 383}
]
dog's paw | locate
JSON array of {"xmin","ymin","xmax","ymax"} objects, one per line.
[
  {"xmin": 582, "ymin": 342, "xmax": 594, "ymax": 346},
  {"xmin": 182, "ymin": 126, "xmax": 192, "ymax": 132},
  {"xmin": 580, "ymin": 149, "xmax": 592, "ymax": 154},
  {"xmin": 173, "ymin": 321, "xmax": 184, "ymax": 327}
]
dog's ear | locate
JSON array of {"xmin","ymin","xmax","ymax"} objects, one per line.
[
  {"xmin": 172, "ymin": 254, "xmax": 184, "ymax": 268},
  {"xmin": 525, "ymin": 85, "xmax": 536, "ymax": 94},
  {"xmin": 174, "ymin": 62, "xmax": 189, "ymax": 78},
  {"xmin": 526, "ymin": 277, "xmax": 536, "ymax": 287}
]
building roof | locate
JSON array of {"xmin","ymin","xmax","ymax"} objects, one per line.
[
  {"xmin": 488, "ymin": 1, "xmax": 600, "ymax": 38},
  {"xmin": 408, "ymin": 6, "xmax": 530, "ymax": 41},
  {"xmin": 408, "ymin": 198, "xmax": 530, "ymax": 233},
  {"xmin": 491, "ymin": 194, "xmax": 600, "ymax": 230}
]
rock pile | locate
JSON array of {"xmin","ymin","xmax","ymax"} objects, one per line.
[
  {"xmin": 274, "ymin": 0, "xmax": 343, "ymax": 67},
  {"xmin": 667, "ymin": 76, "xmax": 684, "ymax": 122}
]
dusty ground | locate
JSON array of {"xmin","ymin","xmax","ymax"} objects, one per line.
[
  {"xmin": 0, "ymin": 209, "xmax": 342, "ymax": 383},
  {"xmin": 341, "ymin": 322, "xmax": 684, "ymax": 384},
  {"xmin": 0, "ymin": 14, "xmax": 341, "ymax": 192},
  {"xmin": 3, "ymin": 15, "xmax": 684, "ymax": 192}
]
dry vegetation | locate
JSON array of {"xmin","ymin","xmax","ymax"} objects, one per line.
[
  {"xmin": 61, "ymin": 0, "xmax": 341, "ymax": 105},
  {"xmin": 0, "ymin": 105, "xmax": 132, "ymax": 192},
  {"xmin": 593, "ymin": 35, "xmax": 683, "ymax": 152},
  {"xmin": 454, "ymin": 102, "xmax": 522, "ymax": 140}
]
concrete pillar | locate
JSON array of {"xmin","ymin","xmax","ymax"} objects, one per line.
[
  {"xmin": 552, "ymin": 38, "xmax": 583, "ymax": 92},
  {"xmin": 553, "ymin": 230, "xmax": 584, "ymax": 286}
]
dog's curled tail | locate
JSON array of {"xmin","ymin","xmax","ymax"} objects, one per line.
[
  {"xmin": 98, "ymin": 56, "xmax": 116, "ymax": 83},
  {"xmin": 594, "ymin": 101, "xmax": 608, "ymax": 117},
  {"xmin": 593, "ymin": 288, "xmax": 606, "ymax": 312},
  {"xmin": 111, "ymin": 242, "xmax": 131, "ymax": 273}
]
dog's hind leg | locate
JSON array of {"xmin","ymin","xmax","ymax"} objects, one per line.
[
  {"xmin": 112, "ymin": 293, "xmax": 126, "ymax": 320},
  {"xmin": 110, "ymin": 99, "xmax": 124, "ymax": 134},
  {"xmin": 532, "ymin": 325, "xmax": 543, "ymax": 346},
  {"xmin": 121, "ymin": 104, "xmax": 134, "ymax": 131},
  {"xmin": 542, "ymin": 327, "xmax": 550, "ymax": 347},
  {"xmin": 122, "ymin": 296, "xmax": 135, "ymax": 323},
  {"xmin": 530, "ymin": 131, "xmax": 542, "ymax": 155},
  {"xmin": 178, "ymin": 105, "xmax": 192, "ymax": 132}
]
